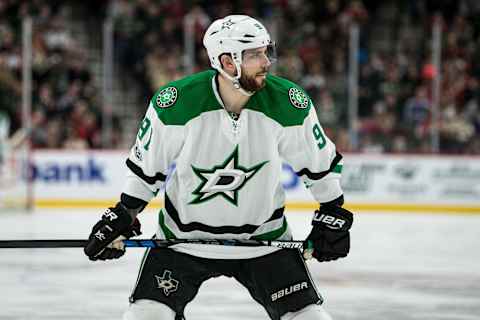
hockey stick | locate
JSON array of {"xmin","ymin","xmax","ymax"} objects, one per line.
[{"xmin": 0, "ymin": 239, "xmax": 307, "ymax": 249}]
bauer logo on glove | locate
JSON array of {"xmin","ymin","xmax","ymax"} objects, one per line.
[
  {"xmin": 84, "ymin": 202, "xmax": 142, "ymax": 261},
  {"xmin": 103, "ymin": 209, "xmax": 119, "ymax": 221},
  {"xmin": 304, "ymin": 203, "xmax": 353, "ymax": 262},
  {"xmin": 312, "ymin": 212, "xmax": 347, "ymax": 230}
]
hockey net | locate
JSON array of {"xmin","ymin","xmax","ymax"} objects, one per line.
[{"xmin": 0, "ymin": 141, "xmax": 32, "ymax": 211}]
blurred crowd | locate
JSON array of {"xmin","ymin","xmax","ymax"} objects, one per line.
[
  {"xmin": 1, "ymin": 0, "xmax": 479, "ymax": 154},
  {"xmin": 112, "ymin": 0, "xmax": 480, "ymax": 154},
  {"xmin": 0, "ymin": 0, "xmax": 107, "ymax": 149}
]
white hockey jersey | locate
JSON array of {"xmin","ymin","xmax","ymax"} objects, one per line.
[{"xmin": 123, "ymin": 70, "xmax": 344, "ymax": 259}]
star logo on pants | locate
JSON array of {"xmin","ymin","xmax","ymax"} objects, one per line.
[{"xmin": 155, "ymin": 270, "xmax": 179, "ymax": 296}]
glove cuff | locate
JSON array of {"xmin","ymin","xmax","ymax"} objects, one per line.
[
  {"xmin": 103, "ymin": 203, "xmax": 142, "ymax": 238},
  {"xmin": 321, "ymin": 194, "xmax": 344, "ymax": 207}
]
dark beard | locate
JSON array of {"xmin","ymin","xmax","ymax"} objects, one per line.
[{"xmin": 239, "ymin": 72, "xmax": 267, "ymax": 92}]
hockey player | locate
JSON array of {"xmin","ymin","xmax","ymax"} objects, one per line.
[{"xmin": 84, "ymin": 15, "xmax": 353, "ymax": 320}]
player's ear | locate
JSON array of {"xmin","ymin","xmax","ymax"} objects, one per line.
[{"xmin": 219, "ymin": 54, "xmax": 236, "ymax": 75}]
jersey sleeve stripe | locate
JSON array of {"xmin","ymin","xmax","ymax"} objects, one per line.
[
  {"xmin": 295, "ymin": 152, "xmax": 343, "ymax": 180},
  {"xmin": 126, "ymin": 159, "xmax": 167, "ymax": 185}
]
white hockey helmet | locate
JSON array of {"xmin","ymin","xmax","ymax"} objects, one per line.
[{"xmin": 203, "ymin": 15, "xmax": 275, "ymax": 93}]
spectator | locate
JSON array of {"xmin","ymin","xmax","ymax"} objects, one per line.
[
  {"xmin": 403, "ymin": 86, "xmax": 430, "ymax": 129},
  {"xmin": 1, "ymin": 0, "xmax": 479, "ymax": 154},
  {"xmin": 0, "ymin": 0, "xmax": 108, "ymax": 150}
]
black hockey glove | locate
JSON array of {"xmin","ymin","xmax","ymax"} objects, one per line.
[
  {"xmin": 304, "ymin": 200, "xmax": 353, "ymax": 262},
  {"xmin": 84, "ymin": 202, "xmax": 142, "ymax": 261}
]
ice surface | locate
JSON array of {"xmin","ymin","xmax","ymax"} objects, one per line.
[{"xmin": 0, "ymin": 209, "xmax": 479, "ymax": 319}]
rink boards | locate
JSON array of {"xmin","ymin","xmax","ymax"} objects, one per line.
[{"xmin": 30, "ymin": 150, "xmax": 480, "ymax": 213}]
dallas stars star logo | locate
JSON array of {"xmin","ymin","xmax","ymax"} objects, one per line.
[
  {"xmin": 190, "ymin": 146, "xmax": 268, "ymax": 206},
  {"xmin": 221, "ymin": 19, "xmax": 235, "ymax": 30}
]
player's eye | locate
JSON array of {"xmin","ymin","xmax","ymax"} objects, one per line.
[{"xmin": 244, "ymin": 51, "xmax": 263, "ymax": 59}]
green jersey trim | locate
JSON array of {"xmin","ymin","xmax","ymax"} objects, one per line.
[
  {"xmin": 151, "ymin": 70, "xmax": 222, "ymax": 125},
  {"xmin": 333, "ymin": 164, "xmax": 343, "ymax": 174},
  {"xmin": 244, "ymin": 74, "xmax": 311, "ymax": 127},
  {"xmin": 159, "ymin": 209, "xmax": 177, "ymax": 239},
  {"xmin": 150, "ymin": 71, "xmax": 312, "ymax": 127},
  {"xmin": 250, "ymin": 217, "xmax": 288, "ymax": 241}
]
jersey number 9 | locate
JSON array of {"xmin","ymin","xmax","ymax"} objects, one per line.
[
  {"xmin": 138, "ymin": 117, "xmax": 153, "ymax": 151},
  {"xmin": 312, "ymin": 124, "xmax": 326, "ymax": 150}
]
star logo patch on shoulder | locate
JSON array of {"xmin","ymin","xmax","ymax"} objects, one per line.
[
  {"xmin": 288, "ymin": 87, "xmax": 309, "ymax": 109},
  {"xmin": 156, "ymin": 87, "xmax": 178, "ymax": 108}
]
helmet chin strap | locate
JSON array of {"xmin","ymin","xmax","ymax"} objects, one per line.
[{"xmin": 217, "ymin": 64, "xmax": 254, "ymax": 97}]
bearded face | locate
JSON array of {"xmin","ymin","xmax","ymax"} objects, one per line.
[
  {"xmin": 238, "ymin": 65, "xmax": 269, "ymax": 92},
  {"xmin": 219, "ymin": 46, "xmax": 273, "ymax": 92}
]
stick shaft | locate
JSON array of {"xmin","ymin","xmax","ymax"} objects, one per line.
[
  {"xmin": 0, "ymin": 239, "xmax": 305, "ymax": 249},
  {"xmin": 0, "ymin": 240, "xmax": 87, "ymax": 248}
]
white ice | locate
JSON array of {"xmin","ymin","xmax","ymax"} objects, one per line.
[{"xmin": 0, "ymin": 209, "xmax": 479, "ymax": 320}]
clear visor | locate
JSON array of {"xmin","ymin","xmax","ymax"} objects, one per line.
[
  {"xmin": 242, "ymin": 42, "xmax": 277, "ymax": 64},
  {"xmin": 267, "ymin": 42, "xmax": 277, "ymax": 63}
]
